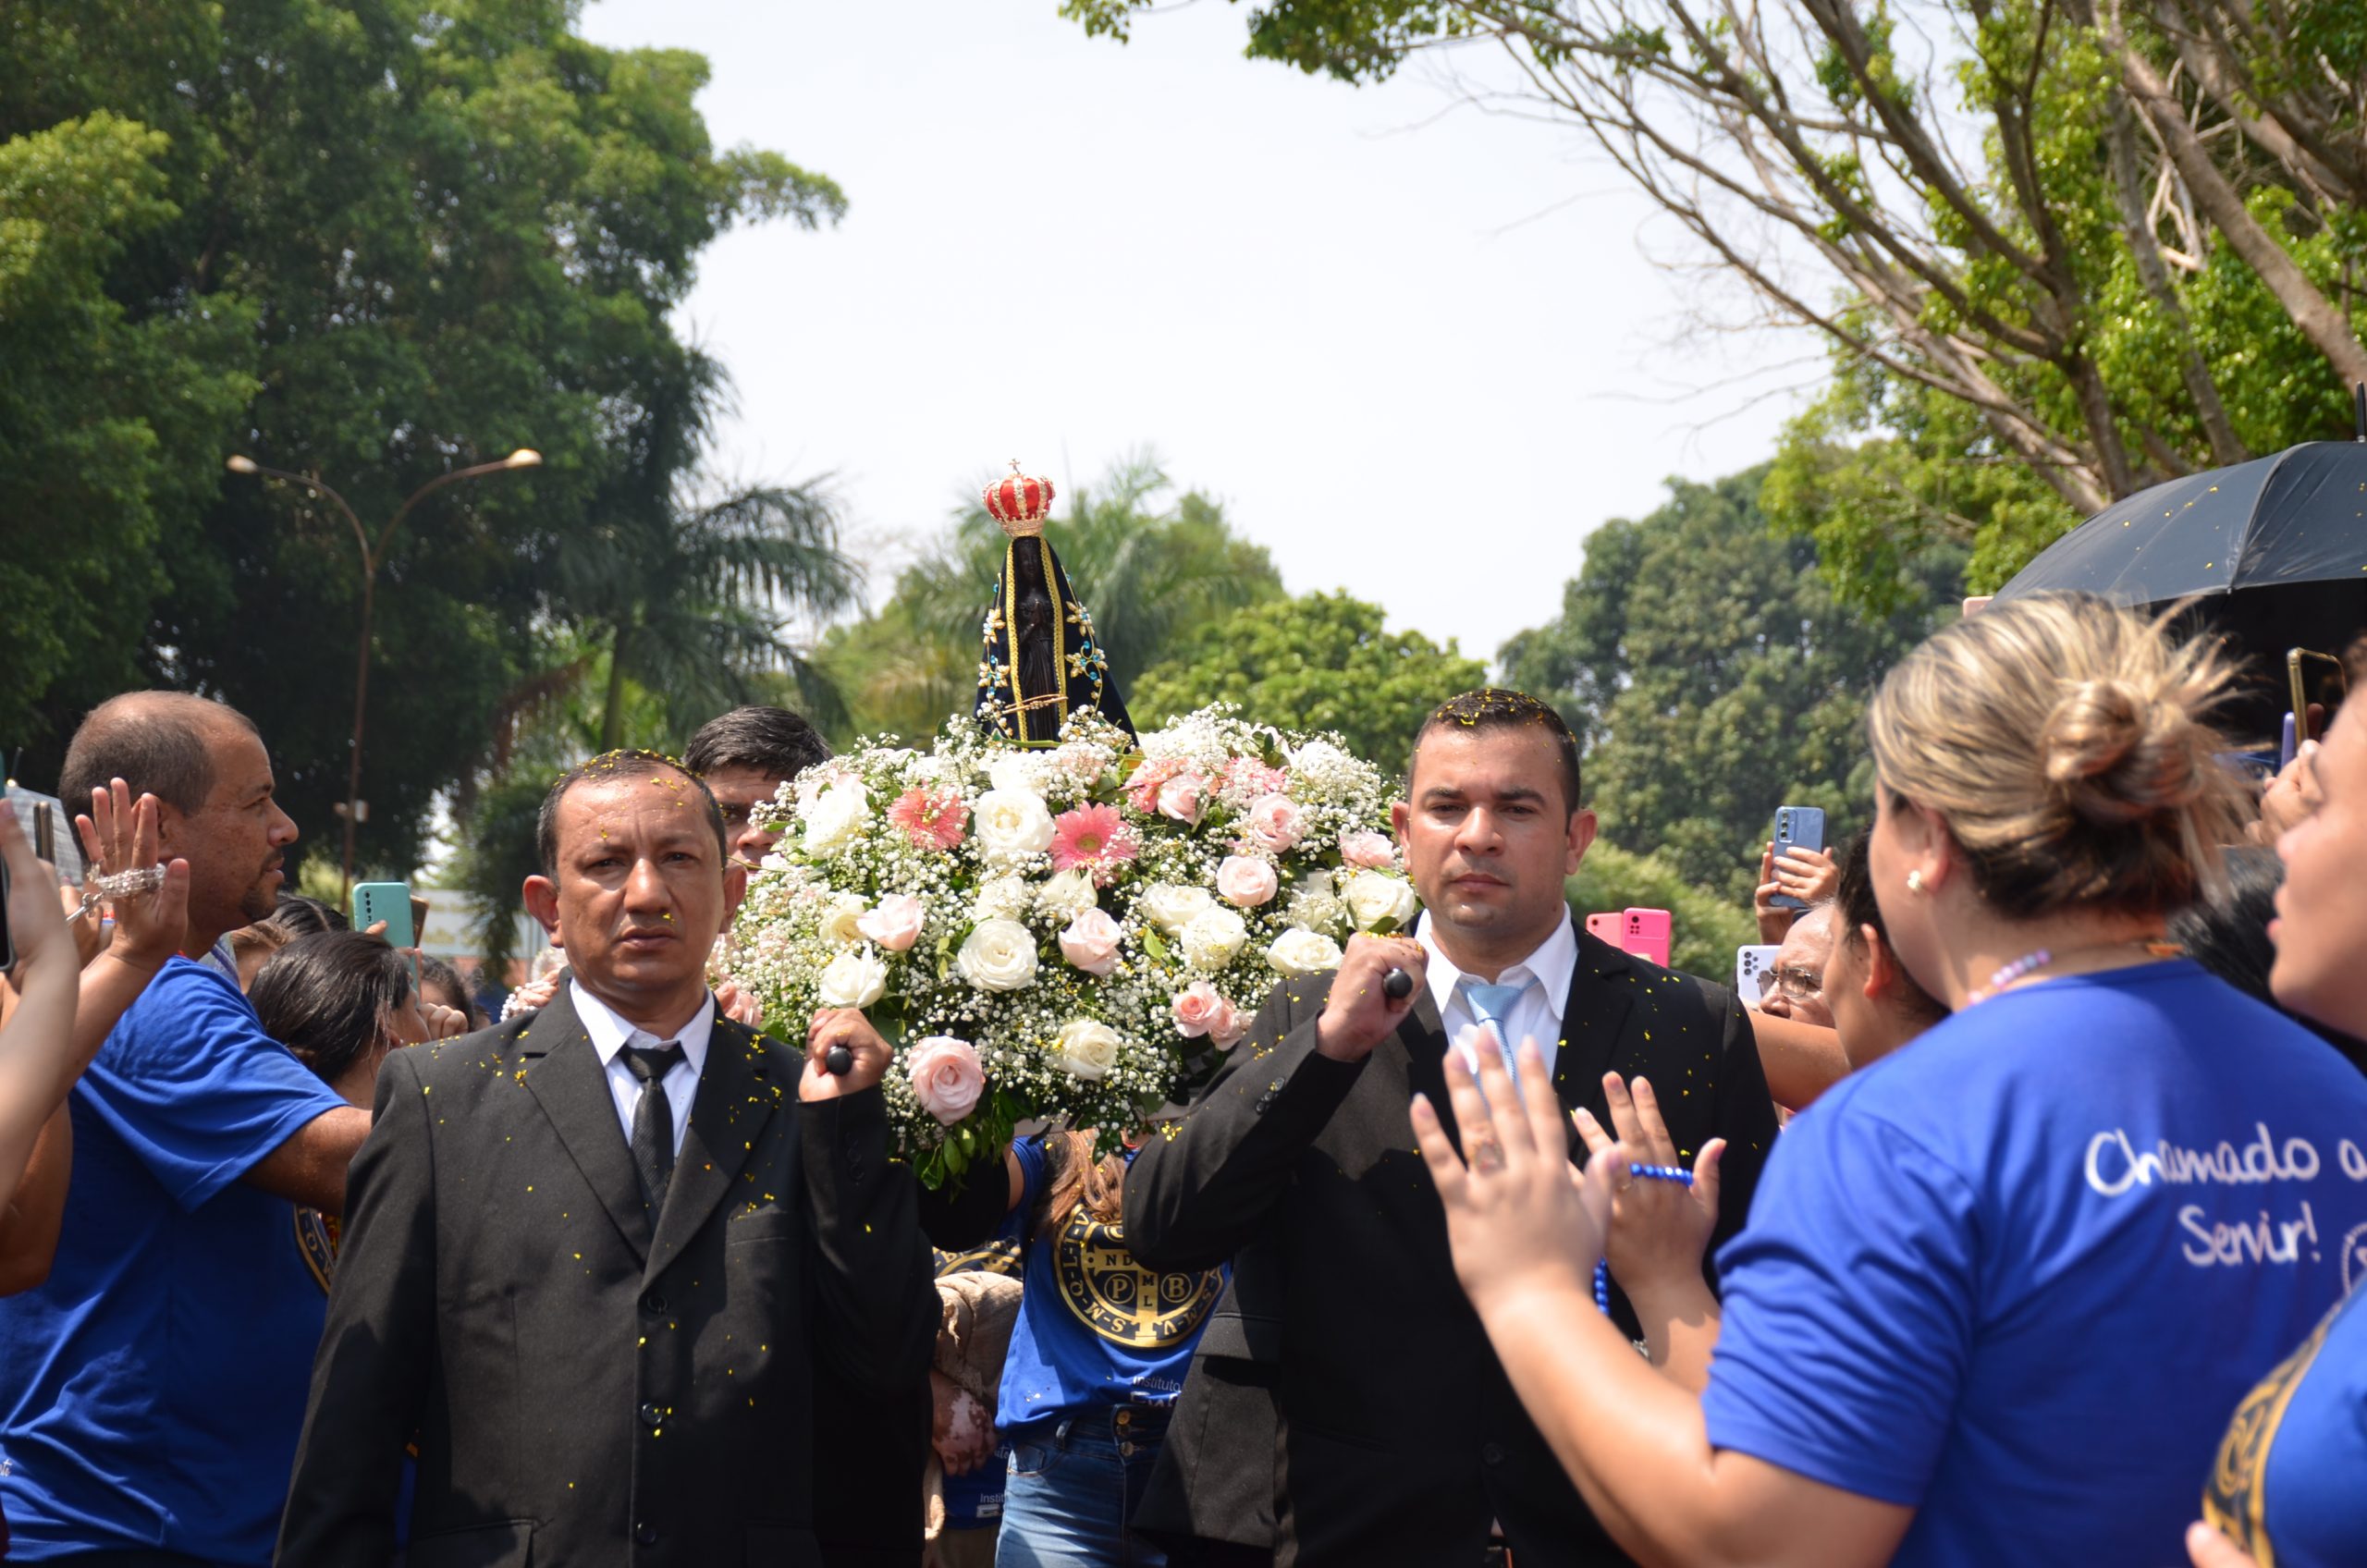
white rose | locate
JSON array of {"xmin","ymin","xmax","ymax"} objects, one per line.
[
  {"xmin": 971, "ymin": 875, "xmax": 1031, "ymax": 923},
  {"xmin": 1342, "ymin": 870, "xmax": 1420, "ymax": 932},
  {"xmin": 1140, "ymin": 883, "xmax": 1216, "ymax": 937},
  {"xmin": 1034, "ymin": 867, "xmax": 1100, "ymax": 922},
  {"xmin": 801, "ymin": 781, "xmax": 870, "ymax": 856},
  {"xmin": 819, "ymin": 892, "xmax": 869, "ymax": 947},
  {"xmin": 1285, "ymin": 870, "xmax": 1348, "ymax": 937},
  {"xmin": 956, "ymin": 919, "xmax": 1039, "ymax": 992},
  {"xmin": 1054, "ymin": 1017, "xmax": 1122, "ymax": 1080},
  {"xmin": 817, "ymin": 947, "xmax": 888, "ymax": 1009},
  {"xmin": 987, "ymin": 752, "xmax": 1049, "ymax": 796},
  {"xmin": 1180, "ymin": 907, "xmax": 1249, "ymax": 972},
  {"xmin": 974, "ymin": 789, "xmax": 1056, "ymax": 861},
  {"xmin": 1267, "ymin": 926, "xmax": 1345, "ymax": 977}
]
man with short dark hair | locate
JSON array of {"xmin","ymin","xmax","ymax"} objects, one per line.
[
  {"xmin": 1126, "ymin": 689, "xmax": 1779, "ymax": 1566},
  {"xmin": 0, "ymin": 692, "xmax": 367, "ymax": 1564},
  {"xmin": 679, "ymin": 705, "xmax": 938, "ymax": 1568},
  {"xmin": 280, "ymin": 750, "xmax": 937, "ymax": 1563},
  {"xmin": 684, "ymin": 704, "xmax": 832, "ymax": 866}
]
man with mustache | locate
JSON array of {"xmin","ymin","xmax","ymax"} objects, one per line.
[
  {"xmin": 0, "ymin": 693, "xmax": 370, "ymax": 1564},
  {"xmin": 1125, "ymin": 689, "xmax": 1779, "ymax": 1566},
  {"xmin": 279, "ymin": 750, "xmax": 937, "ymax": 1564}
]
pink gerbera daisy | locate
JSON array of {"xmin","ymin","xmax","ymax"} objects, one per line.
[
  {"xmin": 1050, "ymin": 803, "xmax": 1140, "ymax": 884},
  {"xmin": 889, "ymin": 786, "xmax": 968, "ymax": 851}
]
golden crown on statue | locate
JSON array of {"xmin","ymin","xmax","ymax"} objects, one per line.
[{"xmin": 983, "ymin": 459, "xmax": 1056, "ymax": 539}]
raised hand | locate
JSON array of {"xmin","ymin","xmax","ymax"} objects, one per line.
[
  {"xmin": 1409, "ymin": 1035, "xmax": 1616, "ymax": 1317},
  {"xmin": 802, "ymin": 1008, "xmax": 894, "ymax": 1100},
  {"xmin": 1752, "ymin": 843, "xmax": 1795, "ymax": 944},
  {"xmin": 1573, "ymin": 1073, "xmax": 1723, "ymax": 1302},
  {"xmin": 1772, "ymin": 843, "xmax": 1840, "ymax": 908},
  {"xmin": 1316, "ymin": 932, "xmax": 1427, "ymax": 1061},
  {"xmin": 74, "ymin": 778, "xmax": 190, "ymax": 972}
]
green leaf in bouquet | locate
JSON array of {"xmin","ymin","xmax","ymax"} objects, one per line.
[
  {"xmin": 1366, "ymin": 914, "xmax": 1403, "ymax": 938},
  {"xmin": 1141, "ymin": 927, "xmax": 1171, "ymax": 964}
]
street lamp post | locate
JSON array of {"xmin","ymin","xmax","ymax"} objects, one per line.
[{"xmin": 226, "ymin": 447, "xmax": 542, "ymax": 898}]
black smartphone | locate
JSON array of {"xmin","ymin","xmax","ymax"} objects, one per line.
[{"xmin": 31, "ymin": 802, "xmax": 54, "ymax": 865}]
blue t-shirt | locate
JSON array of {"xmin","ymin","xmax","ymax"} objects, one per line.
[
  {"xmin": 0, "ymin": 958, "xmax": 347, "ymax": 1563},
  {"xmin": 1702, "ymin": 962, "xmax": 2367, "ymax": 1567},
  {"xmin": 998, "ymin": 1138, "xmax": 1227, "ymax": 1436},
  {"xmin": 2204, "ymin": 1277, "xmax": 2367, "ymax": 1568}
]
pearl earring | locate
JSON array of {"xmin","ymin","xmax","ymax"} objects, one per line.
[{"xmin": 1906, "ymin": 870, "xmax": 1925, "ymax": 894}]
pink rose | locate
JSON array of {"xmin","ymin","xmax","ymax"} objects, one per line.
[
  {"xmin": 1126, "ymin": 757, "xmax": 1184, "ymax": 815},
  {"xmin": 1209, "ymin": 998, "xmax": 1248, "ymax": 1051},
  {"xmin": 1216, "ymin": 854, "xmax": 1279, "ymax": 908},
  {"xmin": 713, "ymin": 976, "xmax": 765, "ymax": 1027},
  {"xmin": 1339, "ymin": 828, "xmax": 1398, "ymax": 869},
  {"xmin": 1156, "ymin": 773, "xmax": 1207, "ymax": 826},
  {"xmin": 907, "ymin": 1035, "xmax": 985, "ymax": 1126},
  {"xmin": 1243, "ymin": 793, "xmax": 1306, "ymax": 853},
  {"xmin": 855, "ymin": 893, "xmax": 926, "ymax": 952},
  {"xmin": 1059, "ymin": 908, "xmax": 1125, "ymax": 977},
  {"xmin": 1171, "ymin": 980, "xmax": 1227, "ymax": 1038}
]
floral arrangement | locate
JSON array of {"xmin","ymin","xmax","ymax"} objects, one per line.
[{"xmin": 730, "ymin": 704, "xmax": 1416, "ymax": 1184}]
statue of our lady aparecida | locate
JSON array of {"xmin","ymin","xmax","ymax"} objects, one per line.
[{"xmin": 973, "ymin": 461, "xmax": 1136, "ymax": 747}]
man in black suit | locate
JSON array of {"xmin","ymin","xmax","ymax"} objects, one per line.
[
  {"xmin": 277, "ymin": 751, "xmax": 937, "ymax": 1565},
  {"xmin": 1125, "ymin": 690, "xmax": 1777, "ymax": 1567}
]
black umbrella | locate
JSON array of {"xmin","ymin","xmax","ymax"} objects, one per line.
[{"xmin": 1994, "ymin": 437, "xmax": 2367, "ymax": 740}]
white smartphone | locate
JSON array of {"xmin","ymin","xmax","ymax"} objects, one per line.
[{"xmin": 1735, "ymin": 944, "xmax": 1781, "ymax": 1006}]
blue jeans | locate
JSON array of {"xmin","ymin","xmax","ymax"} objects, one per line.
[{"xmin": 994, "ymin": 1404, "xmax": 1171, "ymax": 1568}]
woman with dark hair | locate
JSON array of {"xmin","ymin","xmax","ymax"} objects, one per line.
[
  {"xmin": 415, "ymin": 954, "xmax": 488, "ymax": 1034},
  {"xmin": 264, "ymin": 893, "xmax": 347, "ymax": 938},
  {"xmin": 250, "ymin": 933, "xmax": 433, "ymax": 1108},
  {"xmin": 989, "ymin": 1129, "xmax": 1224, "ymax": 1568},
  {"xmin": 2189, "ymin": 692, "xmax": 2367, "ymax": 1567},
  {"xmin": 1823, "ymin": 827, "xmax": 1949, "ymax": 1070},
  {"xmin": 2169, "ymin": 847, "xmax": 2365, "ymax": 1073}
]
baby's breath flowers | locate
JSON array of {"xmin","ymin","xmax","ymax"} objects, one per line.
[{"xmin": 732, "ymin": 705, "xmax": 1414, "ymax": 1186}]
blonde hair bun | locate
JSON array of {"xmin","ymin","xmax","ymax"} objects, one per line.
[
  {"xmin": 1867, "ymin": 594, "xmax": 2248, "ymax": 921},
  {"xmin": 2040, "ymin": 676, "xmax": 2214, "ymax": 827}
]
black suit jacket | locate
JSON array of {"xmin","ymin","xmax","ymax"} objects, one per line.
[
  {"xmin": 276, "ymin": 987, "xmax": 938, "ymax": 1567},
  {"xmin": 1124, "ymin": 931, "xmax": 1776, "ymax": 1568}
]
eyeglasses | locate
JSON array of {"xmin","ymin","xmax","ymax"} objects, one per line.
[{"xmin": 1764, "ymin": 964, "xmax": 1823, "ymax": 1003}]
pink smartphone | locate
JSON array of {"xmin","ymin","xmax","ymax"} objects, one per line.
[
  {"xmin": 1584, "ymin": 913, "xmax": 1622, "ymax": 946},
  {"xmin": 1622, "ymin": 908, "xmax": 1673, "ymax": 969}
]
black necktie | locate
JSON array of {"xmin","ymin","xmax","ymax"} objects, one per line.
[{"xmin": 622, "ymin": 1042, "xmax": 685, "ymax": 1213}]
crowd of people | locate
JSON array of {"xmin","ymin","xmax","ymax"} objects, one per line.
[{"xmin": 0, "ymin": 591, "xmax": 2359, "ymax": 1567}]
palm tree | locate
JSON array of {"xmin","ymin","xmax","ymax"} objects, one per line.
[{"xmin": 541, "ymin": 352, "xmax": 861, "ymax": 747}]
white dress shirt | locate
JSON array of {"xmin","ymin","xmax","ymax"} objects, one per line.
[
  {"xmin": 1418, "ymin": 910, "xmax": 1579, "ymax": 1083},
  {"xmin": 570, "ymin": 979, "xmax": 713, "ymax": 1159}
]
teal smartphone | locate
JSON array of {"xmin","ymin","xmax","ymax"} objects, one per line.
[{"xmin": 351, "ymin": 882, "xmax": 415, "ymax": 949}]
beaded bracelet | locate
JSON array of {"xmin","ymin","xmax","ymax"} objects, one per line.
[{"xmin": 1593, "ymin": 1163, "xmax": 1695, "ymax": 1315}]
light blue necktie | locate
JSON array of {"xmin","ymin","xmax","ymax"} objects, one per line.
[{"xmin": 1462, "ymin": 978, "xmax": 1531, "ymax": 1090}]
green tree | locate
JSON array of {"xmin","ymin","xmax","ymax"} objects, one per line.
[
  {"xmin": 1501, "ymin": 470, "xmax": 1958, "ymax": 900},
  {"xmin": 1566, "ymin": 842, "xmax": 1758, "ymax": 981},
  {"xmin": 2, "ymin": 0, "xmax": 843, "ymax": 873},
  {"xmin": 1063, "ymin": 0, "xmax": 2367, "ymax": 603},
  {"xmin": 1133, "ymin": 590, "xmax": 1485, "ymax": 762},
  {"xmin": 0, "ymin": 110, "xmax": 257, "ymax": 743},
  {"xmin": 818, "ymin": 453, "xmax": 1285, "ymax": 743}
]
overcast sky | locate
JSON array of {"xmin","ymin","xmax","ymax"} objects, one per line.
[{"xmin": 577, "ymin": 0, "xmax": 1813, "ymax": 668}]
